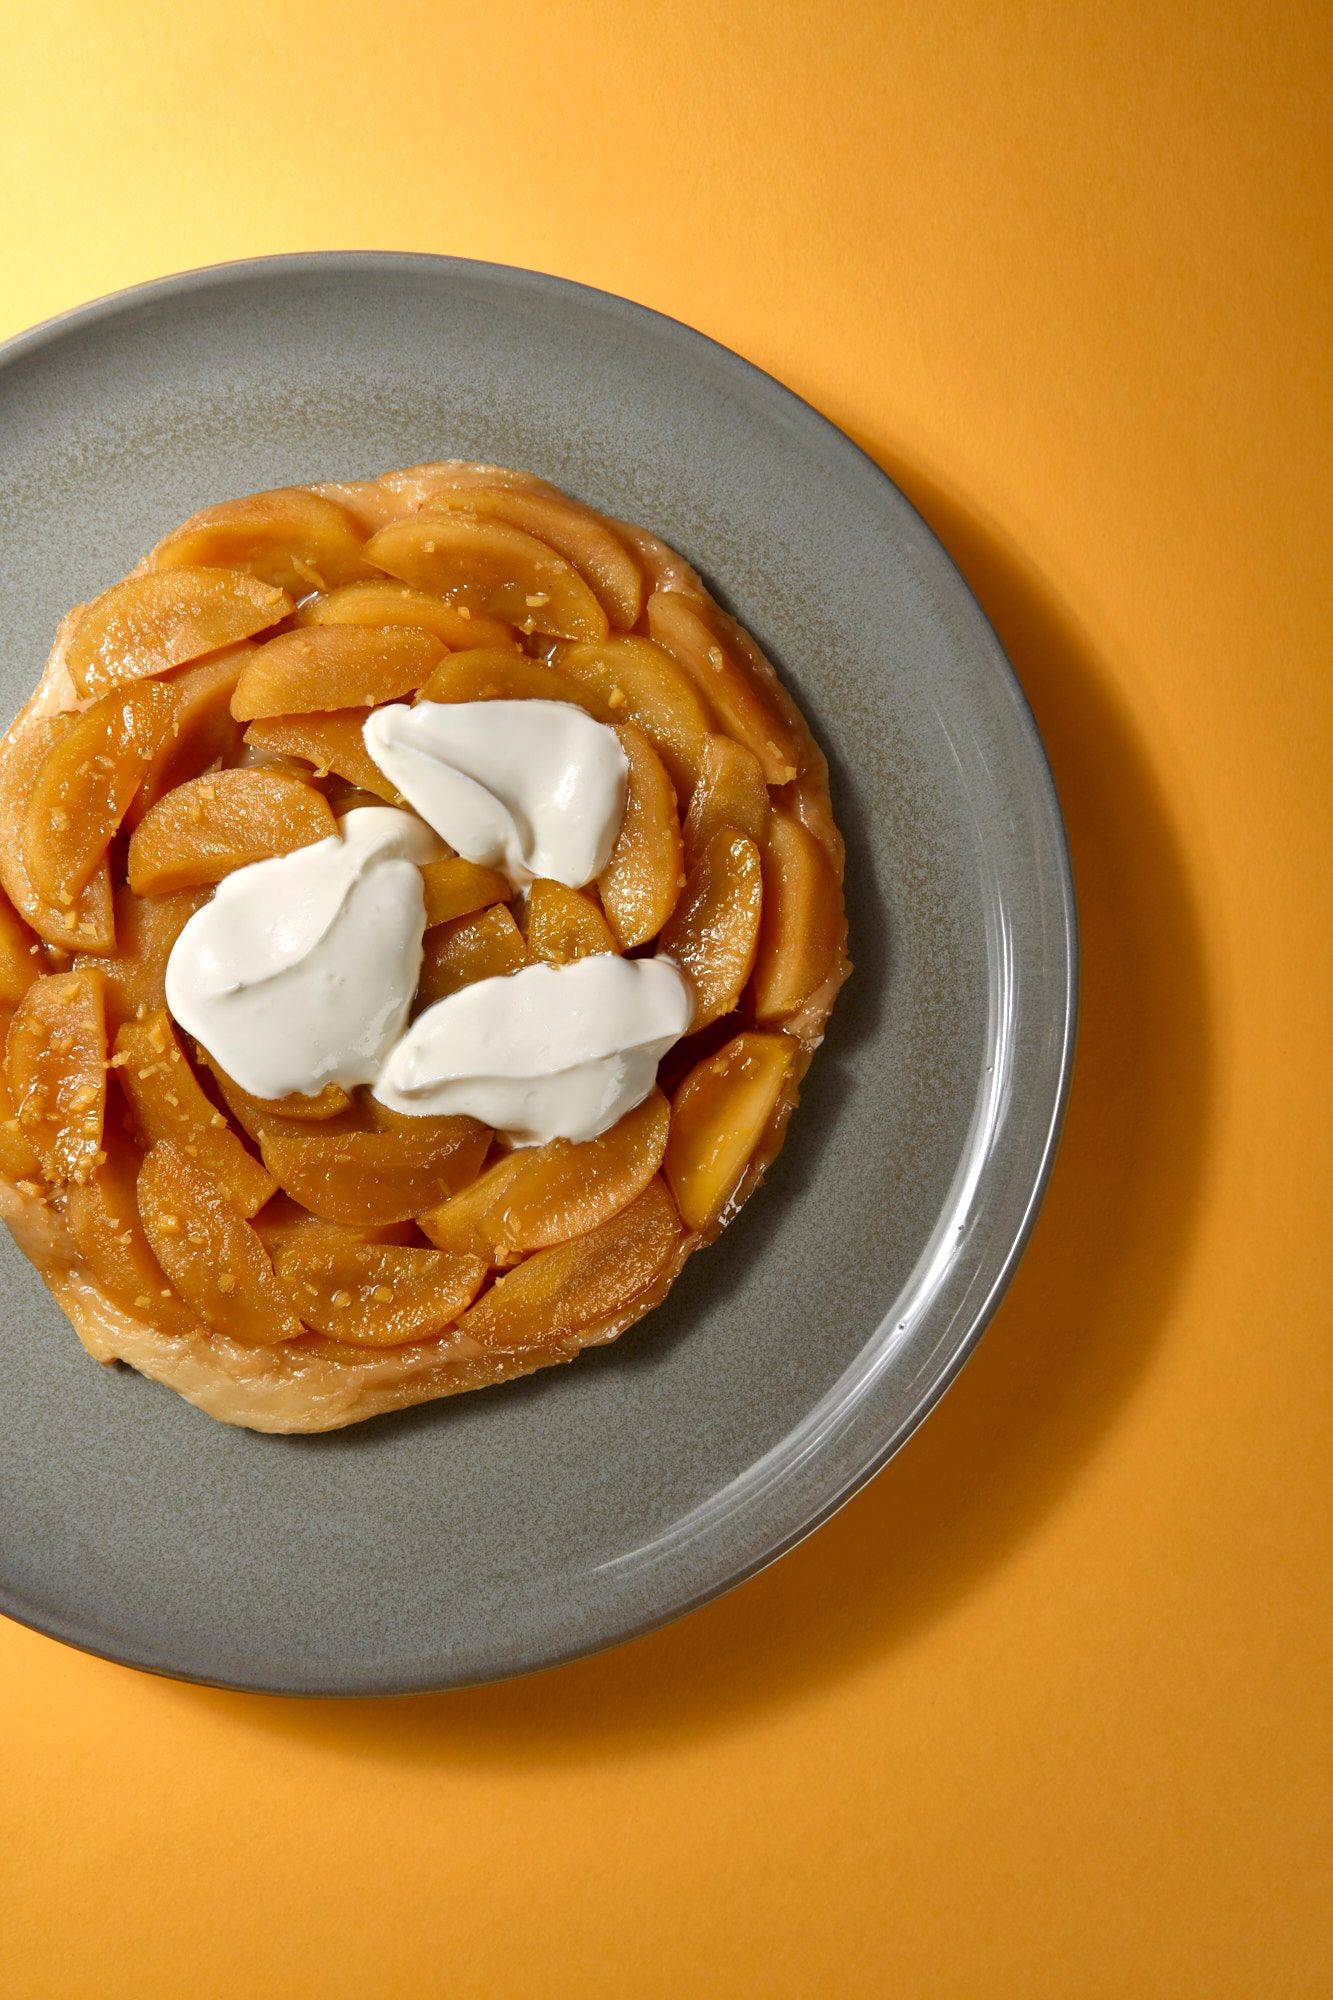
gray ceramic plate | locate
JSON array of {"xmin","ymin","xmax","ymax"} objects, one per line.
[{"xmin": 0, "ymin": 253, "xmax": 1075, "ymax": 1693}]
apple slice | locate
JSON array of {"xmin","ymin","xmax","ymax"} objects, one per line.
[
  {"xmin": 417, "ymin": 904, "xmax": 527, "ymax": 1007},
  {"xmin": 0, "ymin": 1019, "xmax": 41, "ymax": 1181},
  {"xmin": 297, "ymin": 578, "xmax": 517, "ymax": 651},
  {"xmin": 420, "ymin": 1088, "xmax": 669, "ymax": 1264},
  {"xmin": 230, "ymin": 625, "xmax": 444, "ymax": 720},
  {"xmin": 419, "ymin": 857, "xmax": 511, "ymax": 930},
  {"xmin": 554, "ymin": 637, "xmax": 711, "ymax": 794},
  {"xmin": 751, "ymin": 810, "xmax": 844, "ymax": 1019},
  {"xmin": 67, "ymin": 567, "xmax": 292, "ymax": 697},
  {"xmin": 23, "ymin": 681, "xmax": 177, "ymax": 908},
  {"xmin": 457, "ymin": 1176, "xmax": 685, "ymax": 1351},
  {"xmin": 259, "ymin": 1117, "xmax": 489, "ymax": 1226},
  {"xmin": 272, "ymin": 1235, "xmax": 486, "ymax": 1345},
  {"xmin": 62, "ymin": 1132, "xmax": 202, "ymax": 1334},
  {"xmin": 127, "ymin": 767, "xmax": 336, "ymax": 895},
  {"xmin": 137, "ymin": 1141, "xmax": 302, "ymax": 1344},
  {"xmin": 646, "ymin": 591, "xmax": 798, "ymax": 784},
  {"xmin": 519, "ymin": 880, "xmax": 616, "ymax": 964},
  {"xmin": 244, "ymin": 711, "xmax": 402, "ymax": 804},
  {"xmin": 398, "ymin": 485, "xmax": 643, "ymax": 629},
  {"xmin": 597, "ymin": 723, "xmax": 683, "ymax": 948},
  {"xmin": 198, "ymin": 1049, "xmax": 350, "ymax": 1137},
  {"xmin": 658, "ymin": 827, "xmax": 763, "ymax": 1028},
  {"xmin": 417, "ymin": 648, "xmax": 593, "ymax": 711},
  {"xmin": 5, "ymin": 968, "xmax": 106, "ymax": 1185},
  {"xmin": 114, "ymin": 1010, "xmax": 274, "ymax": 1217},
  {"xmin": 0, "ymin": 717, "xmax": 113, "ymax": 951},
  {"xmin": 0, "ymin": 894, "xmax": 39, "ymax": 1009},
  {"xmin": 150, "ymin": 487, "xmax": 370, "ymax": 594},
  {"xmin": 665, "ymin": 1032, "xmax": 796, "ymax": 1233},
  {"xmin": 365, "ymin": 516, "xmax": 609, "ymax": 641},
  {"xmin": 83, "ymin": 884, "xmax": 207, "ymax": 1024},
  {"xmin": 124, "ymin": 648, "xmax": 248, "ymax": 827},
  {"xmin": 684, "ymin": 733, "xmax": 770, "ymax": 852}
]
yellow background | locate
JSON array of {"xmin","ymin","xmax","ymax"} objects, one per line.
[{"xmin": 2, "ymin": 3, "xmax": 1329, "ymax": 1995}]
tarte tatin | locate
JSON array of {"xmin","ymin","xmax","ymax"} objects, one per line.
[{"xmin": 0, "ymin": 464, "xmax": 848, "ymax": 1431}]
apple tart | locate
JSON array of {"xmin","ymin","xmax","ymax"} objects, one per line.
[{"xmin": 0, "ymin": 464, "xmax": 848, "ymax": 1431}]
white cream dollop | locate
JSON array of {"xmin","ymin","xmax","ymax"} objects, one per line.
[
  {"xmin": 362, "ymin": 699, "xmax": 628, "ymax": 889},
  {"xmin": 165, "ymin": 807, "xmax": 436, "ymax": 1100},
  {"xmin": 373, "ymin": 954, "xmax": 693, "ymax": 1146}
]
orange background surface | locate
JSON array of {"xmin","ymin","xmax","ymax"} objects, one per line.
[{"xmin": 1, "ymin": 4, "xmax": 1329, "ymax": 1995}]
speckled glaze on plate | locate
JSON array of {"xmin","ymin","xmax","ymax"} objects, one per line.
[{"xmin": 0, "ymin": 254, "xmax": 1075, "ymax": 1693}]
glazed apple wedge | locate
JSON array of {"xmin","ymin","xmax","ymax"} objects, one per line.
[
  {"xmin": 659, "ymin": 826, "xmax": 764, "ymax": 1028},
  {"xmin": 597, "ymin": 723, "xmax": 684, "ymax": 948},
  {"xmin": 114, "ymin": 1010, "xmax": 275, "ymax": 1218},
  {"xmin": 5, "ymin": 968, "xmax": 107, "ymax": 1186},
  {"xmin": 231, "ymin": 625, "xmax": 444, "ymax": 719},
  {"xmin": 150, "ymin": 486, "xmax": 371, "ymax": 594},
  {"xmin": 665, "ymin": 1033, "xmax": 796, "ymax": 1233},
  {"xmin": 297, "ymin": 579, "xmax": 517, "ymax": 652},
  {"xmin": 751, "ymin": 809, "xmax": 844, "ymax": 1023},
  {"xmin": 66, "ymin": 567, "xmax": 292, "ymax": 698},
  {"xmin": 137, "ymin": 1142, "xmax": 302, "ymax": 1345},
  {"xmin": 420, "ymin": 1089, "xmax": 669, "ymax": 1265},
  {"xmin": 366, "ymin": 516, "xmax": 609, "ymax": 641},
  {"xmin": 518, "ymin": 880, "xmax": 616, "ymax": 964},
  {"xmin": 127, "ymin": 768, "xmax": 336, "ymax": 895}
]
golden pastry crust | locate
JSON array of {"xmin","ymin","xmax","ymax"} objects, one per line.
[{"xmin": 0, "ymin": 465, "xmax": 848, "ymax": 1431}]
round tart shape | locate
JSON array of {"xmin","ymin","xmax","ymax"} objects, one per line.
[{"xmin": 0, "ymin": 466, "xmax": 848, "ymax": 1431}]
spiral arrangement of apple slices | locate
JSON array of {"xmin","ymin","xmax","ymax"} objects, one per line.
[{"xmin": 0, "ymin": 464, "xmax": 848, "ymax": 1431}]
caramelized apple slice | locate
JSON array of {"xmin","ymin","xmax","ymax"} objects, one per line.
[
  {"xmin": 23, "ymin": 681, "xmax": 176, "ymax": 907},
  {"xmin": 609, "ymin": 520, "xmax": 705, "ymax": 595},
  {"xmin": 124, "ymin": 649, "xmax": 248, "ymax": 826},
  {"xmin": 5, "ymin": 968, "xmax": 106, "ymax": 1184},
  {"xmin": 665, "ymin": 1032, "xmax": 795, "ymax": 1233},
  {"xmin": 417, "ymin": 648, "xmax": 593, "ymax": 711},
  {"xmin": 658, "ymin": 827, "xmax": 763, "ymax": 1028},
  {"xmin": 0, "ymin": 1022, "xmax": 41, "ymax": 1181},
  {"xmin": 684, "ymin": 733, "xmax": 770, "ymax": 852},
  {"xmin": 244, "ymin": 711, "xmax": 402, "ymax": 803},
  {"xmin": 555, "ymin": 637, "xmax": 711, "ymax": 794},
  {"xmin": 259, "ymin": 1117, "xmax": 488, "ymax": 1226},
  {"xmin": 408, "ymin": 486, "xmax": 643, "ymax": 628},
  {"xmin": 298, "ymin": 579, "xmax": 517, "ymax": 651},
  {"xmin": 272, "ymin": 1235, "xmax": 486, "ymax": 1345},
  {"xmin": 417, "ymin": 904, "xmax": 527, "ymax": 1006},
  {"xmin": 420, "ymin": 1089, "xmax": 669, "ymax": 1264},
  {"xmin": 150, "ymin": 487, "xmax": 370, "ymax": 594},
  {"xmin": 751, "ymin": 810, "xmax": 844, "ymax": 1020},
  {"xmin": 114, "ymin": 1010, "xmax": 274, "ymax": 1217},
  {"xmin": 646, "ymin": 592, "xmax": 798, "ymax": 784},
  {"xmin": 137, "ymin": 1141, "xmax": 301, "ymax": 1343},
  {"xmin": 62, "ymin": 1133, "xmax": 201, "ymax": 1333},
  {"xmin": 231, "ymin": 625, "xmax": 444, "ymax": 720},
  {"xmin": 67, "ymin": 567, "xmax": 293, "ymax": 697},
  {"xmin": 198, "ymin": 1050, "xmax": 350, "ymax": 1136},
  {"xmin": 0, "ymin": 893, "xmax": 38, "ymax": 1009},
  {"xmin": 127, "ymin": 768, "xmax": 336, "ymax": 895},
  {"xmin": 84, "ymin": 884, "xmax": 207, "ymax": 1023},
  {"xmin": 597, "ymin": 723, "xmax": 683, "ymax": 948},
  {"xmin": 365, "ymin": 516, "xmax": 609, "ymax": 641},
  {"xmin": 457, "ymin": 1176, "xmax": 684, "ymax": 1351},
  {"xmin": 0, "ymin": 718, "xmax": 113, "ymax": 950},
  {"xmin": 419, "ymin": 857, "xmax": 511, "ymax": 929},
  {"xmin": 519, "ymin": 880, "xmax": 615, "ymax": 964}
]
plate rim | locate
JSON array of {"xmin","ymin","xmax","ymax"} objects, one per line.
[{"xmin": 0, "ymin": 250, "xmax": 1078, "ymax": 1695}]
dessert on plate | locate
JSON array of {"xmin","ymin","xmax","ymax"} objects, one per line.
[{"xmin": 0, "ymin": 463, "xmax": 848, "ymax": 1430}]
